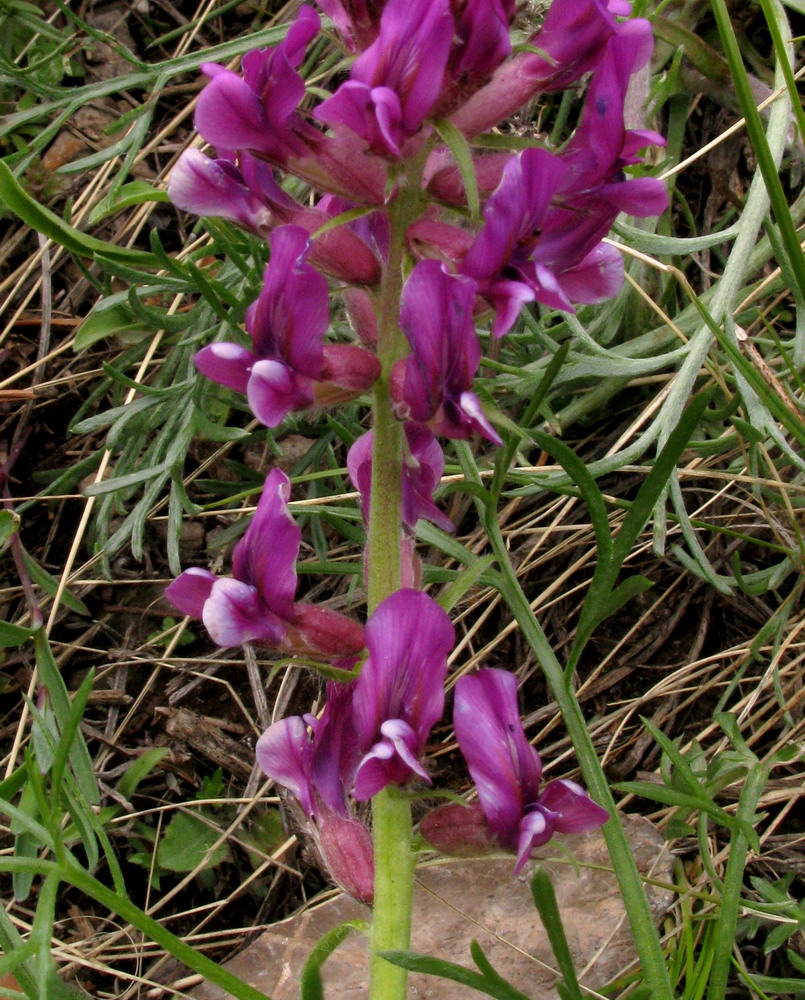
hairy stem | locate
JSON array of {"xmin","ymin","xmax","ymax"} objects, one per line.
[{"xmin": 367, "ymin": 159, "xmax": 426, "ymax": 1000}]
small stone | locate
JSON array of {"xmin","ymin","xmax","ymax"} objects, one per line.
[{"xmin": 191, "ymin": 815, "xmax": 672, "ymax": 999}]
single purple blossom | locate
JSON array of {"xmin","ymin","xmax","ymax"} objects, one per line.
[
  {"xmin": 167, "ymin": 149, "xmax": 274, "ymax": 234},
  {"xmin": 434, "ymin": 0, "xmax": 513, "ymax": 117},
  {"xmin": 168, "ymin": 151, "xmax": 382, "ymax": 285},
  {"xmin": 450, "ymin": 0, "xmax": 627, "ymax": 137},
  {"xmin": 351, "ymin": 589, "xmax": 455, "ymax": 799},
  {"xmin": 450, "ymin": 669, "xmax": 608, "ymax": 874},
  {"xmin": 256, "ymin": 680, "xmax": 374, "ymax": 902},
  {"xmin": 396, "ymin": 259, "xmax": 501, "ymax": 444},
  {"xmin": 195, "ymin": 225, "xmax": 379, "ymax": 427},
  {"xmin": 348, "ymin": 424, "xmax": 454, "ymax": 534},
  {"xmin": 316, "ymin": 0, "xmax": 453, "ymax": 157},
  {"xmin": 537, "ymin": 20, "xmax": 668, "ymax": 262},
  {"xmin": 192, "ymin": 7, "xmax": 388, "ymax": 203},
  {"xmin": 166, "ymin": 469, "xmax": 365, "ymax": 658},
  {"xmin": 195, "ymin": 6, "xmax": 320, "ymax": 160}
]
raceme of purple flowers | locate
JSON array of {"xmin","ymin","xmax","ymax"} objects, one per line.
[{"xmin": 166, "ymin": 0, "xmax": 664, "ymax": 896}]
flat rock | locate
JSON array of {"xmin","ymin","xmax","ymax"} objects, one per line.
[{"xmin": 193, "ymin": 815, "xmax": 671, "ymax": 999}]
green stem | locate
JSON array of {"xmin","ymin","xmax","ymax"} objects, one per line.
[
  {"xmin": 369, "ymin": 787, "xmax": 416, "ymax": 998},
  {"xmin": 455, "ymin": 444, "xmax": 675, "ymax": 1000},
  {"xmin": 706, "ymin": 764, "xmax": 768, "ymax": 1000},
  {"xmin": 366, "ymin": 158, "xmax": 427, "ymax": 1000}
]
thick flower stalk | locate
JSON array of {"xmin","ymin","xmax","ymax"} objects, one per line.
[{"xmin": 165, "ymin": 2, "xmax": 671, "ymax": 997}]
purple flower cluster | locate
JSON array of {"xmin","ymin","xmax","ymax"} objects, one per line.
[{"xmin": 166, "ymin": 0, "xmax": 667, "ymax": 897}]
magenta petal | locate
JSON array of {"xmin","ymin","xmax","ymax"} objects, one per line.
[
  {"xmin": 352, "ymin": 739, "xmax": 395, "ymax": 800},
  {"xmin": 256, "ymin": 716, "xmax": 317, "ymax": 817},
  {"xmin": 194, "ymin": 70, "xmax": 268, "ymax": 152},
  {"xmin": 452, "ymin": 0, "xmax": 511, "ymax": 80},
  {"xmin": 166, "ymin": 567, "xmax": 216, "ymax": 619},
  {"xmin": 233, "ymin": 468, "xmax": 300, "ymax": 621},
  {"xmin": 247, "ymin": 360, "xmax": 314, "ymax": 427},
  {"xmin": 351, "ymin": 0, "xmax": 452, "ymax": 134},
  {"xmin": 353, "ymin": 718, "xmax": 430, "ymax": 800},
  {"xmin": 402, "ymin": 424, "xmax": 454, "ymax": 533},
  {"xmin": 248, "ymin": 226, "xmax": 329, "ymax": 374},
  {"xmin": 458, "ymin": 392, "xmax": 502, "ymax": 446},
  {"xmin": 514, "ymin": 808, "xmax": 552, "ymax": 875},
  {"xmin": 202, "ymin": 577, "xmax": 285, "ymax": 647},
  {"xmin": 311, "ymin": 682, "xmax": 361, "ymax": 815},
  {"xmin": 454, "ymin": 669, "xmax": 542, "ymax": 846},
  {"xmin": 557, "ymin": 243, "xmax": 624, "ymax": 305},
  {"xmin": 195, "ymin": 343, "xmax": 252, "ymax": 394},
  {"xmin": 463, "ymin": 149, "xmax": 568, "ymax": 282},
  {"xmin": 353, "ymin": 589, "xmax": 454, "ymax": 758},
  {"xmin": 485, "ymin": 278, "xmax": 536, "ymax": 339},
  {"xmin": 537, "ymin": 779, "xmax": 609, "ymax": 834},
  {"xmin": 400, "ymin": 260, "xmax": 480, "ymax": 427},
  {"xmin": 167, "ymin": 150, "xmax": 272, "ymax": 232},
  {"xmin": 346, "ymin": 430, "xmax": 373, "ymax": 523},
  {"xmin": 597, "ymin": 177, "xmax": 669, "ymax": 218},
  {"xmin": 317, "ymin": 81, "xmax": 404, "ymax": 158}
]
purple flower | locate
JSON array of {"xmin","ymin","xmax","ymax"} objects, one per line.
[
  {"xmin": 192, "ymin": 7, "xmax": 388, "ymax": 203},
  {"xmin": 195, "ymin": 6, "xmax": 321, "ymax": 160},
  {"xmin": 166, "ymin": 469, "xmax": 365, "ymax": 658},
  {"xmin": 396, "ymin": 260, "xmax": 501, "ymax": 444},
  {"xmin": 168, "ymin": 152, "xmax": 382, "ymax": 285},
  {"xmin": 434, "ymin": 0, "xmax": 513, "ymax": 117},
  {"xmin": 316, "ymin": 0, "xmax": 453, "ymax": 157},
  {"xmin": 256, "ymin": 680, "xmax": 374, "ymax": 902},
  {"xmin": 451, "ymin": 669, "xmax": 608, "ymax": 874},
  {"xmin": 460, "ymin": 68, "xmax": 667, "ymax": 339},
  {"xmin": 167, "ymin": 149, "xmax": 274, "ymax": 234},
  {"xmin": 348, "ymin": 424, "xmax": 453, "ymax": 534},
  {"xmin": 450, "ymin": 0, "xmax": 626, "ymax": 137},
  {"xmin": 351, "ymin": 589, "xmax": 455, "ymax": 799},
  {"xmin": 541, "ymin": 21, "xmax": 668, "ymax": 248},
  {"xmin": 195, "ymin": 226, "xmax": 379, "ymax": 427}
]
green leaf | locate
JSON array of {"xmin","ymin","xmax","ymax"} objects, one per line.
[
  {"xmin": 0, "ymin": 510, "xmax": 20, "ymax": 546},
  {"xmin": 157, "ymin": 812, "xmax": 229, "ymax": 872},
  {"xmin": 116, "ymin": 747, "xmax": 169, "ymax": 800},
  {"xmin": 530, "ymin": 868, "xmax": 584, "ymax": 1000},
  {"xmin": 434, "ymin": 118, "xmax": 480, "ymax": 218},
  {"xmin": 74, "ymin": 292, "xmax": 150, "ymax": 352},
  {"xmin": 0, "ymin": 621, "xmax": 37, "ymax": 647},
  {"xmin": 0, "ymin": 161, "xmax": 160, "ymax": 267},
  {"xmin": 379, "ymin": 950, "xmax": 530, "ymax": 1000},
  {"xmin": 747, "ymin": 974, "xmax": 805, "ymax": 994},
  {"xmin": 21, "ymin": 549, "xmax": 90, "ymax": 617},
  {"xmin": 612, "ymin": 780, "xmax": 735, "ymax": 828},
  {"xmin": 87, "ymin": 180, "xmax": 169, "ymax": 224},
  {"xmin": 437, "ymin": 555, "xmax": 497, "ymax": 612},
  {"xmin": 33, "ymin": 629, "xmax": 98, "ymax": 805},
  {"xmin": 83, "ymin": 463, "xmax": 169, "ymax": 496},
  {"xmin": 300, "ymin": 920, "xmax": 368, "ymax": 1000}
]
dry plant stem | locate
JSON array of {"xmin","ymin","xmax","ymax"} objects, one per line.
[{"xmin": 367, "ymin": 164, "xmax": 426, "ymax": 1000}]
